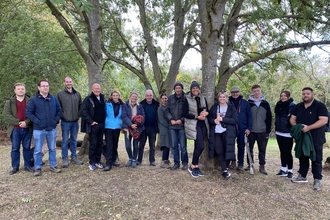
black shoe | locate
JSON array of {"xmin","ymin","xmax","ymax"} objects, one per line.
[
  {"xmin": 104, "ymin": 165, "xmax": 112, "ymax": 171},
  {"xmin": 24, "ymin": 166, "xmax": 34, "ymax": 172},
  {"xmin": 222, "ymin": 171, "xmax": 231, "ymax": 179},
  {"xmin": 112, "ymin": 161, "xmax": 120, "ymax": 167},
  {"xmin": 136, "ymin": 161, "xmax": 141, "ymax": 166},
  {"xmin": 170, "ymin": 163, "xmax": 180, "ymax": 170},
  {"xmin": 182, "ymin": 163, "xmax": 188, "ymax": 170},
  {"xmin": 150, "ymin": 161, "xmax": 156, "ymax": 166},
  {"xmin": 9, "ymin": 168, "xmax": 19, "ymax": 175}
]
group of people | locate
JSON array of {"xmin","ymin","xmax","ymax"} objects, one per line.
[{"xmin": 4, "ymin": 78, "xmax": 328, "ymax": 190}]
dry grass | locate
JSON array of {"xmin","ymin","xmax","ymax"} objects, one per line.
[{"xmin": 0, "ymin": 131, "xmax": 330, "ymax": 220}]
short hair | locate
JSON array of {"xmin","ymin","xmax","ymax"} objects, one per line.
[
  {"xmin": 173, "ymin": 82, "xmax": 184, "ymax": 90},
  {"xmin": 63, "ymin": 76, "xmax": 72, "ymax": 82},
  {"xmin": 251, "ymin": 84, "xmax": 261, "ymax": 90},
  {"xmin": 14, "ymin": 82, "xmax": 25, "ymax": 89},
  {"xmin": 302, "ymin": 87, "xmax": 313, "ymax": 92},
  {"xmin": 160, "ymin": 93, "xmax": 167, "ymax": 99},
  {"xmin": 280, "ymin": 90, "xmax": 291, "ymax": 99},
  {"xmin": 38, "ymin": 79, "xmax": 49, "ymax": 86},
  {"xmin": 145, "ymin": 89, "xmax": 153, "ymax": 96}
]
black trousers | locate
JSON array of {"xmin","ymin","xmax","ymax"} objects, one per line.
[
  {"xmin": 138, "ymin": 126, "xmax": 157, "ymax": 163},
  {"xmin": 298, "ymin": 145, "xmax": 323, "ymax": 180},
  {"xmin": 247, "ymin": 132, "xmax": 269, "ymax": 165},
  {"xmin": 89, "ymin": 123, "xmax": 104, "ymax": 165},
  {"xmin": 276, "ymin": 134, "xmax": 293, "ymax": 169},
  {"xmin": 192, "ymin": 126, "xmax": 207, "ymax": 165},
  {"xmin": 104, "ymin": 128, "xmax": 121, "ymax": 166},
  {"xmin": 214, "ymin": 132, "xmax": 230, "ymax": 171}
]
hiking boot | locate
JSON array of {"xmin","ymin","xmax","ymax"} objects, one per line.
[
  {"xmin": 196, "ymin": 168, "xmax": 204, "ymax": 177},
  {"xmin": 150, "ymin": 161, "xmax": 156, "ymax": 166},
  {"xmin": 291, "ymin": 174, "xmax": 308, "ymax": 183},
  {"xmin": 89, "ymin": 164, "xmax": 96, "ymax": 171},
  {"xmin": 131, "ymin": 160, "xmax": 137, "ymax": 168},
  {"xmin": 222, "ymin": 170, "xmax": 231, "ymax": 179},
  {"xmin": 95, "ymin": 162, "xmax": 104, "ymax": 169},
  {"xmin": 34, "ymin": 169, "xmax": 42, "ymax": 177},
  {"xmin": 170, "ymin": 163, "xmax": 180, "ymax": 170},
  {"xmin": 182, "ymin": 163, "xmax": 188, "ymax": 170},
  {"xmin": 313, "ymin": 179, "xmax": 321, "ymax": 190},
  {"xmin": 286, "ymin": 172, "xmax": 293, "ymax": 179},
  {"xmin": 62, "ymin": 158, "xmax": 69, "ymax": 168},
  {"xmin": 49, "ymin": 166, "xmax": 61, "ymax": 173},
  {"xmin": 24, "ymin": 166, "xmax": 34, "ymax": 172},
  {"xmin": 229, "ymin": 160, "xmax": 236, "ymax": 169},
  {"xmin": 259, "ymin": 165, "xmax": 268, "ymax": 175},
  {"xmin": 9, "ymin": 168, "xmax": 19, "ymax": 175},
  {"xmin": 71, "ymin": 156, "xmax": 83, "ymax": 165},
  {"xmin": 188, "ymin": 167, "xmax": 199, "ymax": 178},
  {"xmin": 112, "ymin": 159, "xmax": 120, "ymax": 167},
  {"xmin": 276, "ymin": 170, "xmax": 288, "ymax": 177},
  {"xmin": 104, "ymin": 165, "xmax": 112, "ymax": 172},
  {"xmin": 236, "ymin": 166, "xmax": 244, "ymax": 172},
  {"xmin": 125, "ymin": 159, "xmax": 132, "ymax": 167},
  {"xmin": 160, "ymin": 160, "xmax": 171, "ymax": 169}
]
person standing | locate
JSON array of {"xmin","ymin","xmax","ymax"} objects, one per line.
[
  {"xmin": 247, "ymin": 84, "xmax": 272, "ymax": 175},
  {"xmin": 208, "ymin": 91, "xmax": 238, "ymax": 179},
  {"xmin": 138, "ymin": 90, "xmax": 159, "ymax": 166},
  {"xmin": 228, "ymin": 86, "xmax": 252, "ymax": 172},
  {"xmin": 183, "ymin": 81, "xmax": 209, "ymax": 178},
  {"xmin": 3, "ymin": 83, "xmax": 33, "ymax": 175},
  {"xmin": 26, "ymin": 80, "xmax": 62, "ymax": 176},
  {"xmin": 290, "ymin": 87, "xmax": 328, "ymax": 190},
  {"xmin": 80, "ymin": 83, "xmax": 106, "ymax": 171},
  {"xmin": 274, "ymin": 90, "xmax": 295, "ymax": 179},
  {"xmin": 122, "ymin": 91, "xmax": 145, "ymax": 168},
  {"xmin": 56, "ymin": 77, "xmax": 83, "ymax": 168},
  {"xmin": 104, "ymin": 90, "xmax": 124, "ymax": 171},
  {"xmin": 166, "ymin": 82, "xmax": 188, "ymax": 170},
  {"xmin": 158, "ymin": 94, "xmax": 172, "ymax": 168}
]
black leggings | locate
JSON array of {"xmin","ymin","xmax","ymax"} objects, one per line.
[
  {"xmin": 192, "ymin": 126, "xmax": 207, "ymax": 165},
  {"xmin": 276, "ymin": 135, "xmax": 293, "ymax": 169},
  {"xmin": 215, "ymin": 132, "xmax": 229, "ymax": 171}
]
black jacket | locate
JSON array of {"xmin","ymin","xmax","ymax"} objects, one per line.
[
  {"xmin": 140, "ymin": 99, "xmax": 159, "ymax": 133},
  {"xmin": 274, "ymin": 98, "xmax": 295, "ymax": 133},
  {"xmin": 166, "ymin": 91, "xmax": 186, "ymax": 130}
]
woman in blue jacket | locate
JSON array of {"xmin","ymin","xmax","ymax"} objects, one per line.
[
  {"xmin": 104, "ymin": 90, "xmax": 124, "ymax": 171},
  {"xmin": 122, "ymin": 92, "xmax": 145, "ymax": 168},
  {"xmin": 274, "ymin": 90, "xmax": 295, "ymax": 179}
]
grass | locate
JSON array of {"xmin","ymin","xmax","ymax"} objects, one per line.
[{"xmin": 0, "ymin": 131, "xmax": 330, "ymax": 220}]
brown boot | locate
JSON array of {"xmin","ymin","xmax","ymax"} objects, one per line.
[
  {"xmin": 259, "ymin": 165, "xmax": 268, "ymax": 175},
  {"xmin": 160, "ymin": 160, "xmax": 171, "ymax": 169}
]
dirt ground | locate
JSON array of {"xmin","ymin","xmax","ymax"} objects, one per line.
[{"xmin": 0, "ymin": 130, "xmax": 330, "ymax": 219}]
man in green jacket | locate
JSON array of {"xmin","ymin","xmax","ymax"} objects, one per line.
[
  {"xmin": 290, "ymin": 87, "xmax": 328, "ymax": 190},
  {"xmin": 3, "ymin": 82, "xmax": 33, "ymax": 175}
]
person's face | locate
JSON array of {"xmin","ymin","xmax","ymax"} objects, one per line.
[
  {"xmin": 130, "ymin": 94, "xmax": 138, "ymax": 104},
  {"xmin": 302, "ymin": 89, "xmax": 314, "ymax": 103},
  {"xmin": 161, "ymin": 95, "xmax": 168, "ymax": 106},
  {"xmin": 252, "ymin": 87, "xmax": 261, "ymax": 99},
  {"xmin": 280, "ymin": 92, "xmax": 289, "ymax": 102},
  {"xmin": 231, "ymin": 91, "xmax": 240, "ymax": 99},
  {"xmin": 111, "ymin": 92, "xmax": 119, "ymax": 102},
  {"xmin": 191, "ymin": 86, "xmax": 199, "ymax": 96},
  {"xmin": 64, "ymin": 77, "xmax": 73, "ymax": 89},
  {"xmin": 14, "ymin": 85, "xmax": 26, "ymax": 97},
  {"xmin": 174, "ymin": 86, "xmax": 183, "ymax": 95},
  {"xmin": 92, "ymin": 83, "xmax": 101, "ymax": 96},
  {"xmin": 218, "ymin": 94, "xmax": 227, "ymax": 104},
  {"xmin": 38, "ymin": 81, "xmax": 49, "ymax": 94},
  {"xmin": 145, "ymin": 91, "xmax": 153, "ymax": 103}
]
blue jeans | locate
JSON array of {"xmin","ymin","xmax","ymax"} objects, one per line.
[
  {"xmin": 138, "ymin": 126, "xmax": 157, "ymax": 163},
  {"xmin": 124, "ymin": 130, "xmax": 138, "ymax": 160},
  {"xmin": 11, "ymin": 128, "xmax": 32, "ymax": 168},
  {"xmin": 33, "ymin": 129, "xmax": 57, "ymax": 169},
  {"xmin": 61, "ymin": 121, "xmax": 79, "ymax": 159},
  {"xmin": 170, "ymin": 129, "xmax": 188, "ymax": 165}
]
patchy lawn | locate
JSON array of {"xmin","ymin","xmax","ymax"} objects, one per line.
[{"xmin": 0, "ymin": 130, "xmax": 330, "ymax": 219}]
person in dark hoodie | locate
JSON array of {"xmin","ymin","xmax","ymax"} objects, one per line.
[
  {"xmin": 228, "ymin": 86, "xmax": 252, "ymax": 172},
  {"xmin": 247, "ymin": 84, "xmax": 272, "ymax": 175},
  {"xmin": 274, "ymin": 90, "xmax": 295, "ymax": 179},
  {"xmin": 209, "ymin": 91, "xmax": 238, "ymax": 179}
]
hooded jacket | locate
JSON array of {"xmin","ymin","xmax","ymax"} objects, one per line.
[{"xmin": 248, "ymin": 94, "xmax": 272, "ymax": 134}]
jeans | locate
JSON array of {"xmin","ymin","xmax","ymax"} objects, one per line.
[
  {"xmin": 89, "ymin": 123, "xmax": 104, "ymax": 165},
  {"xmin": 61, "ymin": 121, "xmax": 79, "ymax": 159},
  {"xmin": 33, "ymin": 129, "xmax": 57, "ymax": 169},
  {"xmin": 298, "ymin": 145, "xmax": 323, "ymax": 180},
  {"xmin": 170, "ymin": 129, "xmax": 188, "ymax": 165},
  {"xmin": 124, "ymin": 130, "xmax": 139, "ymax": 160},
  {"xmin": 104, "ymin": 128, "xmax": 121, "ymax": 166},
  {"xmin": 11, "ymin": 128, "xmax": 32, "ymax": 168},
  {"xmin": 138, "ymin": 126, "xmax": 157, "ymax": 163}
]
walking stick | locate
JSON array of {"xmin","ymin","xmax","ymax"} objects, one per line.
[{"xmin": 244, "ymin": 134, "xmax": 254, "ymax": 175}]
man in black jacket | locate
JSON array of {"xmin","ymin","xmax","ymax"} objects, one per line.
[
  {"xmin": 80, "ymin": 83, "xmax": 106, "ymax": 171},
  {"xmin": 138, "ymin": 90, "xmax": 159, "ymax": 166}
]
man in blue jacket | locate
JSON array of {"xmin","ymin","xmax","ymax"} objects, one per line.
[
  {"xmin": 228, "ymin": 86, "xmax": 252, "ymax": 172},
  {"xmin": 26, "ymin": 80, "xmax": 62, "ymax": 176}
]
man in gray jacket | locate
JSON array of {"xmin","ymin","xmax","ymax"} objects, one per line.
[{"xmin": 56, "ymin": 77, "xmax": 83, "ymax": 168}]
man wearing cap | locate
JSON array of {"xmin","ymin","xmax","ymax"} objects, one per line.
[
  {"xmin": 228, "ymin": 86, "xmax": 252, "ymax": 172},
  {"xmin": 166, "ymin": 82, "xmax": 188, "ymax": 170}
]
